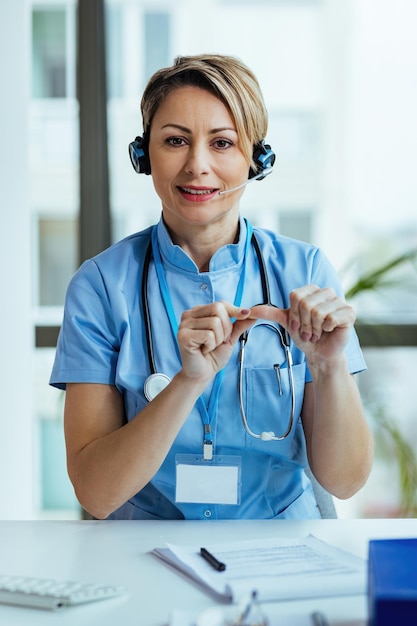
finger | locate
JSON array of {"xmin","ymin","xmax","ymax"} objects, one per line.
[
  {"xmin": 321, "ymin": 302, "xmax": 356, "ymax": 333},
  {"xmin": 230, "ymin": 304, "xmax": 289, "ymax": 348},
  {"xmin": 181, "ymin": 317, "xmax": 226, "ymax": 353},
  {"xmin": 289, "ymin": 286, "xmax": 336, "ymax": 341},
  {"xmin": 218, "ymin": 301, "xmax": 252, "ymax": 322},
  {"xmin": 191, "ymin": 328, "xmax": 218, "ymax": 355},
  {"xmin": 304, "ymin": 292, "xmax": 344, "ymax": 341},
  {"xmin": 247, "ymin": 304, "xmax": 290, "ymax": 329},
  {"xmin": 180, "ymin": 302, "xmax": 251, "ymax": 352},
  {"xmin": 179, "ymin": 317, "xmax": 227, "ymax": 356},
  {"xmin": 182, "ymin": 301, "xmax": 251, "ymax": 324}
]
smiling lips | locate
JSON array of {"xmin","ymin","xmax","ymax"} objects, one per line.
[{"xmin": 177, "ymin": 186, "xmax": 220, "ymax": 201}]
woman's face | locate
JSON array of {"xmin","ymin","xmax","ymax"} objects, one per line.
[{"xmin": 148, "ymin": 85, "xmax": 249, "ymax": 236}]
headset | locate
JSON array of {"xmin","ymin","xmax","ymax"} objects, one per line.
[
  {"xmin": 129, "ymin": 135, "xmax": 151, "ymax": 175},
  {"xmin": 128, "ymin": 135, "xmax": 276, "ymax": 181},
  {"xmin": 249, "ymin": 141, "xmax": 276, "ymax": 179}
]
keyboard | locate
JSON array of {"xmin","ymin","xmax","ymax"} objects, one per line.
[{"xmin": 0, "ymin": 574, "xmax": 126, "ymax": 611}]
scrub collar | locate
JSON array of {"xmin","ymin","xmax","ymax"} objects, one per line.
[{"xmin": 155, "ymin": 216, "xmax": 248, "ymax": 274}]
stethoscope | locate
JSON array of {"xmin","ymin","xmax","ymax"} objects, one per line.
[
  {"xmin": 237, "ymin": 235, "xmax": 295, "ymax": 441},
  {"xmin": 141, "ymin": 225, "xmax": 295, "ymax": 442}
]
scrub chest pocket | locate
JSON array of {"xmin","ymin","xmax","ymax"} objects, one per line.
[{"xmin": 243, "ymin": 362, "xmax": 306, "ymax": 444}]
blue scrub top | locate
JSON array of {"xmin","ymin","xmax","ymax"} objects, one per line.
[{"xmin": 50, "ymin": 217, "xmax": 366, "ymax": 520}]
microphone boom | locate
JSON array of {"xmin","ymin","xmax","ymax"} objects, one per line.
[{"xmin": 218, "ymin": 168, "xmax": 273, "ymax": 195}]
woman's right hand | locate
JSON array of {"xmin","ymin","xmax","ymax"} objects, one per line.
[{"xmin": 177, "ymin": 301, "xmax": 253, "ymax": 382}]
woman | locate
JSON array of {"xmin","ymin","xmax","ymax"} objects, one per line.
[{"xmin": 50, "ymin": 54, "xmax": 373, "ymax": 520}]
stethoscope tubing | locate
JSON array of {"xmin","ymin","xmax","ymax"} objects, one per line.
[
  {"xmin": 238, "ymin": 324, "xmax": 295, "ymax": 440},
  {"xmin": 141, "ymin": 226, "xmax": 295, "ymax": 439}
]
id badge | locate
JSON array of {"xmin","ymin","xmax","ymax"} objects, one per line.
[{"xmin": 175, "ymin": 454, "xmax": 242, "ymax": 505}]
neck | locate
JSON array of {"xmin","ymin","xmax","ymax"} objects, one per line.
[{"xmin": 164, "ymin": 220, "xmax": 240, "ymax": 272}]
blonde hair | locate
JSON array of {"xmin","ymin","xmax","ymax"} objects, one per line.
[{"xmin": 140, "ymin": 54, "xmax": 268, "ymax": 167}]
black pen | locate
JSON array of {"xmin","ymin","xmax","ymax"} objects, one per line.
[{"xmin": 200, "ymin": 547, "xmax": 226, "ymax": 571}]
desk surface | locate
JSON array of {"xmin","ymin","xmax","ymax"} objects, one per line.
[{"xmin": 0, "ymin": 518, "xmax": 416, "ymax": 625}]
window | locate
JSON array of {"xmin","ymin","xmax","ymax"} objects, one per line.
[
  {"xmin": 38, "ymin": 218, "xmax": 77, "ymax": 307},
  {"xmin": 144, "ymin": 12, "xmax": 171, "ymax": 80},
  {"xmin": 105, "ymin": 3, "xmax": 123, "ymax": 99},
  {"xmin": 30, "ymin": 3, "xmax": 79, "ymax": 518},
  {"xmin": 32, "ymin": 9, "xmax": 67, "ymax": 98}
]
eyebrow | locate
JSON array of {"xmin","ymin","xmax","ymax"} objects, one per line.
[{"xmin": 160, "ymin": 123, "xmax": 237, "ymax": 134}]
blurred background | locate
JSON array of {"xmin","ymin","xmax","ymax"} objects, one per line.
[{"xmin": 1, "ymin": 0, "xmax": 416, "ymax": 520}]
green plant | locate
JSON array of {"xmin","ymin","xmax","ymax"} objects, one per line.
[
  {"xmin": 368, "ymin": 403, "xmax": 417, "ymax": 517},
  {"xmin": 346, "ymin": 247, "xmax": 417, "ymax": 517},
  {"xmin": 345, "ymin": 249, "xmax": 417, "ymax": 300}
]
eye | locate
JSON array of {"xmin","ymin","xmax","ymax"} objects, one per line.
[
  {"xmin": 212, "ymin": 138, "xmax": 234, "ymax": 150},
  {"xmin": 165, "ymin": 136, "xmax": 187, "ymax": 147}
]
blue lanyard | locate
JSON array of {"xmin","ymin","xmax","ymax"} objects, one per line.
[{"xmin": 150, "ymin": 221, "xmax": 253, "ymax": 458}]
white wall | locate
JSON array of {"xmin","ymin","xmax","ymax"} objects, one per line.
[{"xmin": 0, "ymin": 0, "xmax": 36, "ymax": 519}]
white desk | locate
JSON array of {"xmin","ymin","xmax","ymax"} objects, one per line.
[{"xmin": 0, "ymin": 518, "xmax": 416, "ymax": 625}]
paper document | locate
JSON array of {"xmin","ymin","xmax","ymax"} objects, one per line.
[
  {"xmin": 169, "ymin": 606, "xmax": 315, "ymax": 626},
  {"xmin": 152, "ymin": 535, "xmax": 366, "ymax": 603}
]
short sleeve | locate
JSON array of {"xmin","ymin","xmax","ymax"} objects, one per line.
[{"xmin": 49, "ymin": 259, "xmax": 120, "ymax": 390}]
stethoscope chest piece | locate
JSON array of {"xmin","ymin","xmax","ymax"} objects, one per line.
[{"xmin": 144, "ymin": 373, "xmax": 171, "ymax": 401}]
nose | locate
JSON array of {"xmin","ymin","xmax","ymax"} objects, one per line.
[{"xmin": 184, "ymin": 142, "xmax": 210, "ymax": 176}]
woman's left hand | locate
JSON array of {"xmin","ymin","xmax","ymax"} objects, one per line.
[{"xmin": 248, "ymin": 285, "xmax": 356, "ymax": 367}]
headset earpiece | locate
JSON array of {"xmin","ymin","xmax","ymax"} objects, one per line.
[
  {"xmin": 128, "ymin": 135, "xmax": 151, "ymax": 175},
  {"xmin": 249, "ymin": 140, "xmax": 276, "ymax": 180}
]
